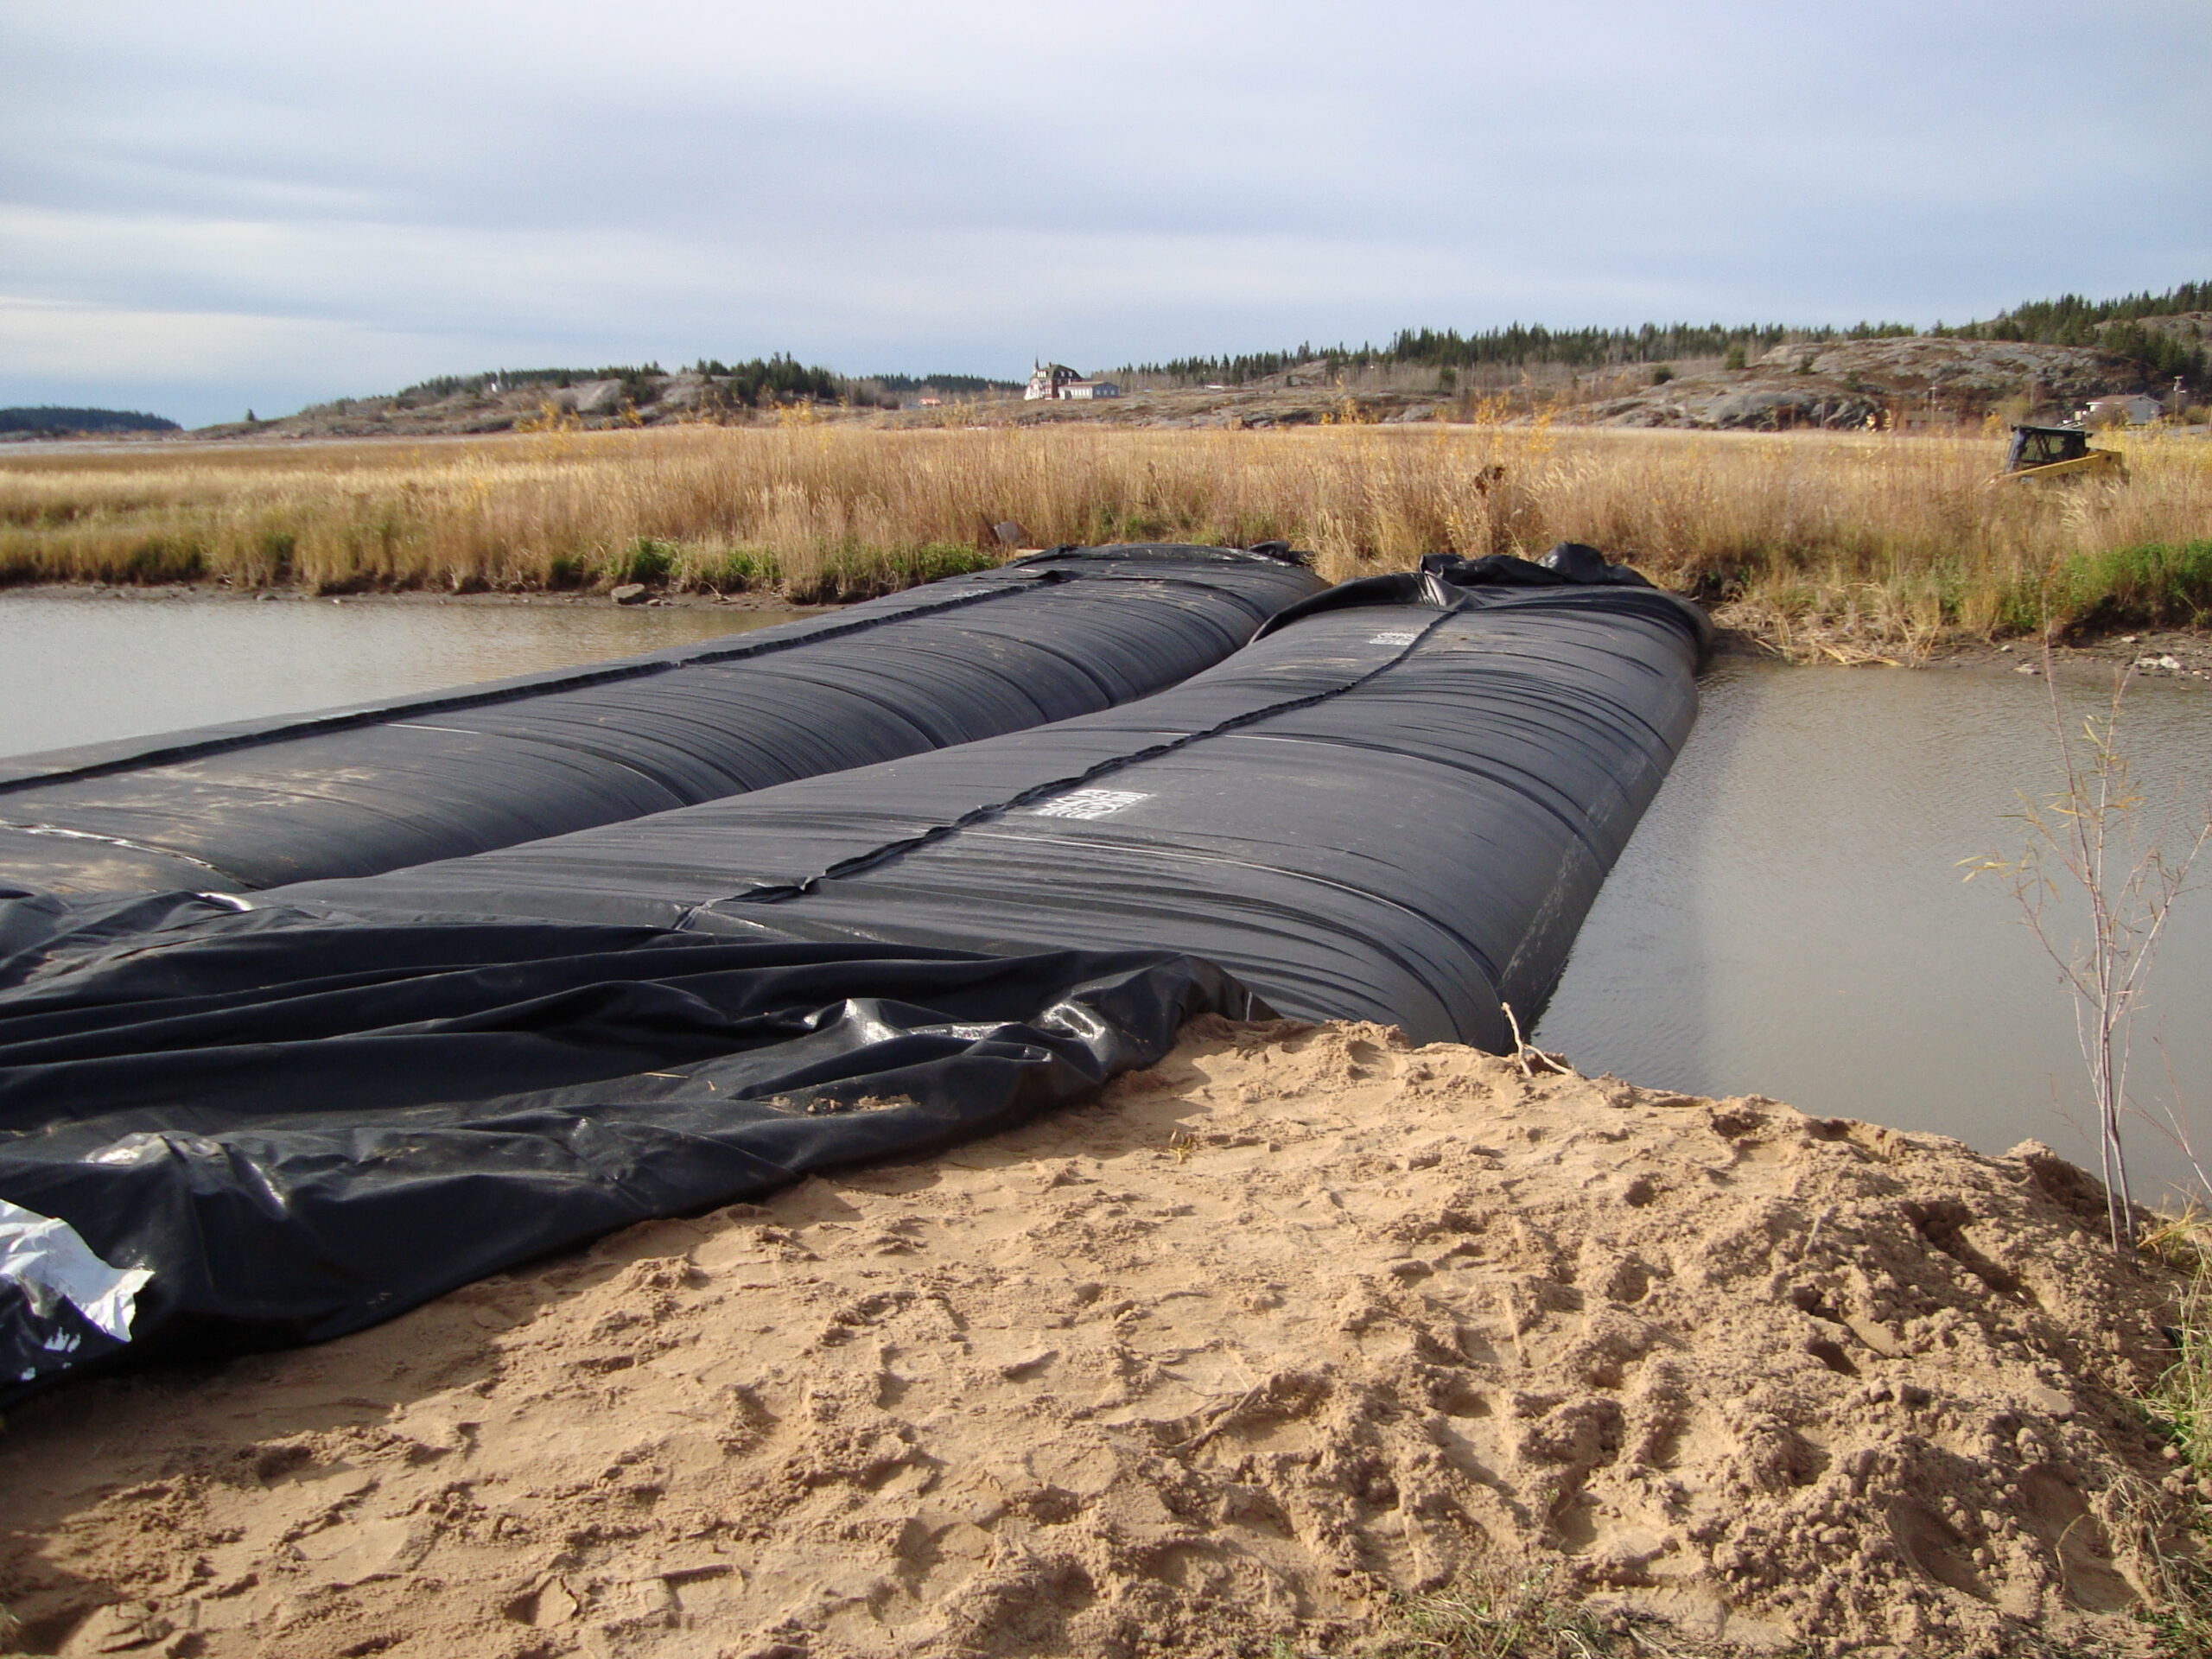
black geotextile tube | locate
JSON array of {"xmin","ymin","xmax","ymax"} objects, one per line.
[
  {"xmin": 0, "ymin": 543, "xmax": 1324, "ymax": 897},
  {"xmin": 0, "ymin": 909, "xmax": 1259, "ymax": 1400},
  {"xmin": 0, "ymin": 544, "xmax": 1704, "ymax": 1402},
  {"xmin": 273, "ymin": 545, "xmax": 1712, "ymax": 1051}
]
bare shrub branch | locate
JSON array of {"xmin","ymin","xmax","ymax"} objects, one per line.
[{"xmin": 1965, "ymin": 645, "xmax": 2212, "ymax": 1249}]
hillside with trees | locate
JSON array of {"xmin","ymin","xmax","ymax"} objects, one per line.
[
  {"xmin": 174, "ymin": 281, "xmax": 2207, "ymax": 441},
  {"xmin": 1943, "ymin": 283, "xmax": 2211, "ymax": 384},
  {"xmin": 218, "ymin": 356, "xmax": 1025, "ymax": 439},
  {"xmin": 1119, "ymin": 282, "xmax": 2209, "ymax": 392},
  {"xmin": 0, "ymin": 406, "xmax": 180, "ymax": 436}
]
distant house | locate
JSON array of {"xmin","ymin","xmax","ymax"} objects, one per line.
[
  {"xmin": 2076, "ymin": 393, "xmax": 2164, "ymax": 426},
  {"xmin": 1025, "ymin": 362, "xmax": 1122, "ymax": 402}
]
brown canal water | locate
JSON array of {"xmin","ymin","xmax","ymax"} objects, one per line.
[
  {"xmin": 2, "ymin": 598, "xmax": 2206, "ymax": 1206},
  {"xmin": 1538, "ymin": 659, "xmax": 2212, "ymax": 1208},
  {"xmin": 0, "ymin": 593, "xmax": 815, "ymax": 753}
]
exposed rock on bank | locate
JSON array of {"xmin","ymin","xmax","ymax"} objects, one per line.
[
  {"xmin": 1582, "ymin": 335, "xmax": 2145, "ymax": 431},
  {"xmin": 0, "ymin": 1021, "xmax": 2195, "ymax": 1656}
]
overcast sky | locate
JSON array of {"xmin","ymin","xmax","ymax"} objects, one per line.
[{"xmin": 4, "ymin": 1, "xmax": 2208, "ymax": 426}]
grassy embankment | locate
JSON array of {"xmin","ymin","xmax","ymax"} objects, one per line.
[{"xmin": 2, "ymin": 421, "xmax": 2208, "ymax": 652}]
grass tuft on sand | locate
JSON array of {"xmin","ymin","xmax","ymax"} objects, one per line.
[{"xmin": 1367, "ymin": 1567, "xmax": 1691, "ymax": 1657}]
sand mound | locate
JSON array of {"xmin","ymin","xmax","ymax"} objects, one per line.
[{"xmin": 0, "ymin": 1019, "xmax": 2198, "ymax": 1657}]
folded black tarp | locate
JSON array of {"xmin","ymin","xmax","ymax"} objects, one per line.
[
  {"xmin": 0, "ymin": 544, "xmax": 1324, "ymax": 896},
  {"xmin": 277, "ymin": 547, "xmax": 1713, "ymax": 1049},
  {"xmin": 0, "ymin": 547, "xmax": 1707, "ymax": 1400},
  {"xmin": 0, "ymin": 911, "xmax": 1254, "ymax": 1399}
]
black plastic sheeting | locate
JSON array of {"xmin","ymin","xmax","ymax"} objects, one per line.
[
  {"xmin": 0, "ymin": 546, "xmax": 1707, "ymax": 1401},
  {"xmin": 0, "ymin": 912, "xmax": 1253, "ymax": 1399},
  {"xmin": 0, "ymin": 544, "xmax": 1323, "ymax": 896},
  {"xmin": 278, "ymin": 547, "xmax": 1713, "ymax": 1050}
]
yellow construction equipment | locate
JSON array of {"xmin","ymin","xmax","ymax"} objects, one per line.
[{"xmin": 1997, "ymin": 423, "xmax": 2127, "ymax": 482}]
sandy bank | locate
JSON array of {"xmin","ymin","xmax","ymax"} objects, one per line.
[{"xmin": 0, "ymin": 1020, "xmax": 2196, "ymax": 1657}]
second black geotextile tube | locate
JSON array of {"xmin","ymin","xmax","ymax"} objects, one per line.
[
  {"xmin": 276, "ymin": 551, "xmax": 1712, "ymax": 1049},
  {"xmin": 0, "ymin": 544, "xmax": 1325, "ymax": 896}
]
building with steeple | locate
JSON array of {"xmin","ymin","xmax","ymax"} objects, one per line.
[{"xmin": 1024, "ymin": 362, "xmax": 1122, "ymax": 401}]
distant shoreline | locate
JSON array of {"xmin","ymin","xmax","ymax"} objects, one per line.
[
  {"xmin": 0, "ymin": 581, "xmax": 817, "ymax": 613},
  {"xmin": 2, "ymin": 580, "xmax": 2203, "ymax": 684}
]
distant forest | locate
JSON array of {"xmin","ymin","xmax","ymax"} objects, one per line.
[
  {"xmin": 1949, "ymin": 283, "xmax": 2211, "ymax": 382},
  {"xmin": 1121, "ymin": 281, "xmax": 2211, "ymax": 386},
  {"xmin": 0, "ymin": 405, "xmax": 180, "ymax": 435},
  {"xmin": 865, "ymin": 372, "xmax": 1022, "ymax": 395},
  {"xmin": 394, "ymin": 365, "xmax": 660, "ymax": 400}
]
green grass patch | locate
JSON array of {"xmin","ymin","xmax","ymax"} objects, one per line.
[
  {"xmin": 1363, "ymin": 1567, "xmax": 1692, "ymax": 1657},
  {"xmin": 617, "ymin": 536, "xmax": 676, "ymax": 585},
  {"xmin": 792, "ymin": 540, "xmax": 1000, "ymax": 603},
  {"xmin": 903, "ymin": 541, "xmax": 998, "ymax": 582},
  {"xmin": 696, "ymin": 548, "xmax": 781, "ymax": 592},
  {"xmin": 2003, "ymin": 541, "xmax": 2212, "ymax": 634},
  {"xmin": 2129, "ymin": 1217, "xmax": 2212, "ymax": 1656},
  {"xmin": 122, "ymin": 536, "xmax": 205, "ymax": 583}
]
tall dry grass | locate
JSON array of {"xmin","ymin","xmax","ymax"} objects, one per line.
[{"xmin": 3, "ymin": 422, "xmax": 2209, "ymax": 644}]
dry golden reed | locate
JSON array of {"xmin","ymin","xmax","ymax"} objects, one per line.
[{"xmin": 3, "ymin": 423, "xmax": 2208, "ymax": 644}]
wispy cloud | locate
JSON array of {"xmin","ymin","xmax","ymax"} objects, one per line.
[{"xmin": 4, "ymin": 0, "xmax": 2207, "ymax": 424}]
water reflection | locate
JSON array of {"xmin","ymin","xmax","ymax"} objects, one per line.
[
  {"xmin": 1539, "ymin": 661, "xmax": 2212, "ymax": 1205},
  {"xmin": 0, "ymin": 594, "xmax": 814, "ymax": 755}
]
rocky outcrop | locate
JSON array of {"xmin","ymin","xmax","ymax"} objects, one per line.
[
  {"xmin": 1580, "ymin": 336, "xmax": 2141, "ymax": 431},
  {"xmin": 553, "ymin": 378, "xmax": 630, "ymax": 416},
  {"xmin": 1759, "ymin": 335, "xmax": 2131, "ymax": 402},
  {"xmin": 1585, "ymin": 385, "xmax": 1886, "ymax": 431}
]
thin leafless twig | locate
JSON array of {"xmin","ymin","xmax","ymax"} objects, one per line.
[{"xmin": 1963, "ymin": 640, "xmax": 2212, "ymax": 1250}]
